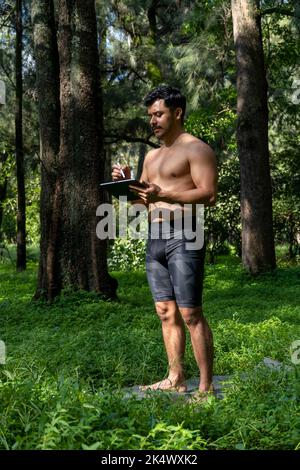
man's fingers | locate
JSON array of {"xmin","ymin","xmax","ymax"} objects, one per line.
[
  {"xmin": 138, "ymin": 194, "xmax": 147, "ymax": 202},
  {"xmin": 112, "ymin": 164, "xmax": 131, "ymax": 179},
  {"xmin": 129, "ymin": 185, "xmax": 147, "ymax": 194},
  {"xmin": 129, "ymin": 186, "xmax": 156, "ymax": 204},
  {"xmin": 112, "ymin": 168, "xmax": 125, "ymax": 180},
  {"xmin": 129, "ymin": 187, "xmax": 140, "ymax": 195}
]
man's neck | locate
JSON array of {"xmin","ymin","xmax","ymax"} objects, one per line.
[{"xmin": 161, "ymin": 127, "xmax": 185, "ymax": 147}]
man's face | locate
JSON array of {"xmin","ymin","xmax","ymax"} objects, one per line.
[{"xmin": 147, "ymin": 99, "xmax": 179, "ymax": 139}]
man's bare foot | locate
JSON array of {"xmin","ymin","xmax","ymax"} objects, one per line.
[
  {"xmin": 188, "ymin": 384, "xmax": 215, "ymax": 405},
  {"xmin": 139, "ymin": 378, "xmax": 187, "ymax": 393}
]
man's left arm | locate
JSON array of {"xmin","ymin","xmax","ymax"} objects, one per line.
[
  {"xmin": 130, "ymin": 143, "xmax": 218, "ymax": 206},
  {"xmin": 160, "ymin": 144, "xmax": 217, "ymax": 206}
]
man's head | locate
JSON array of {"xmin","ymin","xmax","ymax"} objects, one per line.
[
  {"xmin": 144, "ymin": 85, "xmax": 186, "ymax": 122},
  {"xmin": 144, "ymin": 85, "xmax": 186, "ymax": 140}
]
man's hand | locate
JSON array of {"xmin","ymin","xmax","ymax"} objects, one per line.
[
  {"xmin": 111, "ymin": 164, "xmax": 131, "ymax": 181},
  {"xmin": 129, "ymin": 181, "xmax": 161, "ymax": 204}
]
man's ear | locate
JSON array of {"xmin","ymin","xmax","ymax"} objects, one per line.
[{"xmin": 175, "ymin": 107, "xmax": 183, "ymax": 121}]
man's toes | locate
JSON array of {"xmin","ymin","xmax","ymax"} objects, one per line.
[{"xmin": 139, "ymin": 378, "xmax": 187, "ymax": 392}]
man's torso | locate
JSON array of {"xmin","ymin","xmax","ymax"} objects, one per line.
[{"xmin": 145, "ymin": 133, "xmax": 201, "ymax": 222}]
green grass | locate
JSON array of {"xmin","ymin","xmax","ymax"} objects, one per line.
[{"xmin": 0, "ymin": 255, "xmax": 300, "ymax": 450}]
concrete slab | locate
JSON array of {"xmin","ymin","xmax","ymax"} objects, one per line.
[
  {"xmin": 262, "ymin": 357, "xmax": 292, "ymax": 372},
  {"xmin": 122, "ymin": 375, "xmax": 231, "ymax": 401},
  {"xmin": 121, "ymin": 358, "xmax": 291, "ymax": 402}
]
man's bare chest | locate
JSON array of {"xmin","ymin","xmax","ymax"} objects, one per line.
[{"xmin": 147, "ymin": 150, "xmax": 190, "ymax": 181}]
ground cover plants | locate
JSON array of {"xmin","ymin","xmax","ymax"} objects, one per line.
[{"xmin": 0, "ymin": 252, "xmax": 299, "ymax": 450}]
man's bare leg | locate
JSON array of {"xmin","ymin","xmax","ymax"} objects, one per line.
[
  {"xmin": 140, "ymin": 300, "xmax": 187, "ymax": 392},
  {"xmin": 179, "ymin": 306, "xmax": 213, "ymax": 392}
]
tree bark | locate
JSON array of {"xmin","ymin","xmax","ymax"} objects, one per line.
[
  {"xmin": 231, "ymin": 0, "xmax": 276, "ymax": 274},
  {"xmin": 15, "ymin": 0, "xmax": 26, "ymax": 271},
  {"xmin": 32, "ymin": 0, "xmax": 117, "ymax": 300},
  {"xmin": 0, "ymin": 153, "xmax": 8, "ymax": 242},
  {"xmin": 148, "ymin": 0, "xmax": 160, "ymax": 41},
  {"xmin": 32, "ymin": 0, "xmax": 62, "ymax": 299},
  {"xmin": 136, "ymin": 143, "xmax": 147, "ymax": 180},
  {"xmin": 57, "ymin": 0, "xmax": 116, "ymax": 295}
]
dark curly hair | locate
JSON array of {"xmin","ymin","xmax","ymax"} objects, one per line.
[{"xmin": 144, "ymin": 85, "xmax": 186, "ymax": 123}]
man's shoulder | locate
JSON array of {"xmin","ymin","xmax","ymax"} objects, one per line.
[{"xmin": 182, "ymin": 133, "xmax": 215, "ymax": 158}]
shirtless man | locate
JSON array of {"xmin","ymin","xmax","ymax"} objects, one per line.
[{"xmin": 112, "ymin": 85, "xmax": 217, "ymax": 399}]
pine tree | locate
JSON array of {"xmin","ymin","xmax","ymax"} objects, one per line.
[{"xmin": 32, "ymin": 0, "xmax": 117, "ymax": 300}]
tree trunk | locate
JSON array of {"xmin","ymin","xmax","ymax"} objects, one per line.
[
  {"xmin": 148, "ymin": 0, "xmax": 159, "ymax": 41},
  {"xmin": 0, "ymin": 153, "xmax": 8, "ymax": 242},
  {"xmin": 15, "ymin": 0, "xmax": 26, "ymax": 271},
  {"xmin": 32, "ymin": 0, "xmax": 62, "ymax": 299},
  {"xmin": 231, "ymin": 0, "xmax": 276, "ymax": 274},
  {"xmin": 136, "ymin": 143, "xmax": 146, "ymax": 180},
  {"xmin": 32, "ymin": 0, "xmax": 117, "ymax": 300}
]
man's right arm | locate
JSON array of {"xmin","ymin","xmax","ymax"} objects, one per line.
[{"xmin": 111, "ymin": 157, "xmax": 149, "ymax": 206}]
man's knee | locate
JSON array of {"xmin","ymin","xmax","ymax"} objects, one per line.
[
  {"xmin": 155, "ymin": 301, "xmax": 177, "ymax": 323},
  {"xmin": 179, "ymin": 306, "xmax": 203, "ymax": 327}
]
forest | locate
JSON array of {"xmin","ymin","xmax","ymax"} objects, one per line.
[{"xmin": 0, "ymin": 0, "xmax": 300, "ymax": 453}]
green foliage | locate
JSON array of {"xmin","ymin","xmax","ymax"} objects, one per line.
[
  {"xmin": 1, "ymin": 2, "xmax": 300, "ymax": 448},
  {"xmin": 0, "ymin": 257, "xmax": 299, "ymax": 449},
  {"xmin": 108, "ymin": 237, "xmax": 146, "ymax": 271},
  {"xmin": 273, "ymin": 196, "xmax": 300, "ymax": 260},
  {"xmin": 206, "ymin": 367, "xmax": 300, "ymax": 450},
  {"xmin": 169, "ymin": 0, "xmax": 234, "ymax": 110},
  {"xmin": 1, "ymin": 0, "xmax": 299, "ymax": 266},
  {"xmin": 261, "ymin": 5, "xmax": 300, "ymax": 259},
  {"xmin": 1, "ymin": 170, "xmax": 40, "ymax": 244},
  {"xmin": 205, "ymin": 155, "xmax": 241, "ymax": 261},
  {"xmin": 0, "ymin": 2, "xmax": 39, "ymax": 249},
  {"xmin": 185, "ymin": 107, "xmax": 236, "ymax": 148},
  {"xmin": 146, "ymin": 62, "xmax": 163, "ymax": 85},
  {"xmin": 270, "ymin": 134, "xmax": 300, "ymax": 259},
  {"xmin": 24, "ymin": 174, "xmax": 40, "ymax": 245},
  {"xmin": 0, "ymin": 146, "xmax": 14, "ymax": 185}
]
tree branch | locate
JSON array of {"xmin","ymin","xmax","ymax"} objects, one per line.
[
  {"xmin": 128, "ymin": 67, "xmax": 147, "ymax": 84},
  {"xmin": 0, "ymin": 63, "xmax": 16, "ymax": 91},
  {"xmin": 0, "ymin": 15, "xmax": 13, "ymax": 30},
  {"xmin": 105, "ymin": 134, "xmax": 159, "ymax": 148}
]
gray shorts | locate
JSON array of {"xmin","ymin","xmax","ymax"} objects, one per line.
[{"xmin": 146, "ymin": 220, "xmax": 206, "ymax": 308}]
